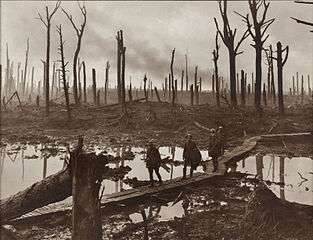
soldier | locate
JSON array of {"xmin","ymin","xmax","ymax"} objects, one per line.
[
  {"xmin": 208, "ymin": 129, "xmax": 221, "ymax": 172},
  {"xmin": 216, "ymin": 126, "xmax": 225, "ymax": 154},
  {"xmin": 183, "ymin": 134, "xmax": 201, "ymax": 179},
  {"xmin": 146, "ymin": 139, "xmax": 162, "ymax": 186}
]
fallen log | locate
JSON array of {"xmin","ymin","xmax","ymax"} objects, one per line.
[
  {"xmin": 0, "ymin": 150, "xmax": 110, "ymax": 224},
  {"xmin": 0, "ymin": 168, "xmax": 72, "ymax": 224}
]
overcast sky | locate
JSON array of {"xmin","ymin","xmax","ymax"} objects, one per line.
[{"xmin": 1, "ymin": 1, "xmax": 313, "ymax": 90}]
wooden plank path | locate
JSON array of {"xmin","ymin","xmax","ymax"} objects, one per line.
[{"xmin": 14, "ymin": 131, "xmax": 312, "ymax": 222}]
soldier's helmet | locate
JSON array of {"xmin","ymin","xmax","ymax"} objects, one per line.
[
  {"xmin": 148, "ymin": 139, "xmax": 155, "ymax": 145},
  {"xmin": 186, "ymin": 133, "xmax": 192, "ymax": 139}
]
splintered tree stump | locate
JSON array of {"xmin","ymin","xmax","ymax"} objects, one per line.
[
  {"xmin": 243, "ymin": 184, "xmax": 312, "ymax": 237},
  {"xmin": 71, "ymin": 141, "xmax": 107, "ymax": 240}
]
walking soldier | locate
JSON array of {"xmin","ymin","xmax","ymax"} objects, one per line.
[
  {"xmin": 146, "ymin": 140, "xmax": 163, "ymax": 186},
  {"xmin": 183, "ymin": 134, "xmax": 201, "ymax": 179}
]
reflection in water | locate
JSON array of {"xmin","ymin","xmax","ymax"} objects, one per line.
[
  {"xmin": 0, "ymin": 143, "xmax": 209, "ymax": 199},
  {"xmin": 279, "ymin": 156, "xmax": 285, "ymax": 200},
  {"xmin": 256, "ymin": 153, "xmax": 264, "ymax": 179},
  {"xmin": 236, "ymin": 154, "xmax": 313, "ymax": 205}
]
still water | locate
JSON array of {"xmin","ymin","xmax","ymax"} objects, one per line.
[
  {"xmin": 235, "ymin": 154, "xmax": 313, "ymax": 206},
  {"xmin": 0, "ymin": 143, "xmax": 209, "ymax": 199}
]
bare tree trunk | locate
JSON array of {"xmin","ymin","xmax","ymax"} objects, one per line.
[
  {"xmin": 170, "ymin": 49, "xmax": 175, "ymax": 107},
  {"xmin": 180, "ymin": 70, "xmax": 184, "ymax": 92},
  {"xmin": 240, "ymin": 70, "xmax": 246, "ymax": 106},
  {"xmin": 301, "ymin": 75, "xmax": 304, "ymax": 104},
  {"xmin": 255, "ymin": 44, "xmax": 262, "ymax": 109},
  {"xmin": 275, "ymin": 41, "xmax": 289, "ymax": 114},
  {"xmin": 82, "ymin": 61, "xmax": 87, "ymax": 103},
  {"xmin": 62, "ymin": 4, "xmax": 86, "ymax": 105},
  {"xmin": 270, "ymin": 45, "xmax": 276, "ymax": 104},
  {"xmin": 292, "ymin": 76, "xmax": 295, "ymax": 95},
  {"xmin": 0, "ymin": 65, "xmax": 2, "ymax": 130},
  {"xmin": 104, "ymin": 61, "xmax": 110, "ymax": 105},
  {"xmin": 92, "ymin": 68, "xmax": 97, "ymax": 105},
  {"xmin": 143, "ymin": 75, "xmax": 148, "ymax": 102},
  {"xmin": 154, "ymin": 87, "xmax": 162, "ymax": 103},
  {"xmin": 308, "ymin": 75, "xmax": 311, "ymax": 97},
  {"xmin": 57, "ymin": 25, "xmax": 71, "ymax": 120},
  {"xmin": 31, "ymin": 66, "xmax": 34, "ymax": 100},
  {"xmin": 51, "ymin": 62, "xmax": 55, "ymax": 99},
  {"xmin": 194, "ymin": 66, "xmax": 198, "ymax": 105},
  {"xmin": 212, "ymin": 74, "xmax": 215, "ymax": 93},
  {"xmin": 185, "ymin": 54, "xmax": 189, "ymax": 91},
  {"xmin": 71, "ymin": 142, "xmax": 105, "ymax": 240},
  {"xmin": 23, "ymin": 39, "xmax": 29, "ymax": 98},
  {"xmin": 190, "ymin": 84, "xmax": 194, "ymax": 106},
  {"xmin": 229, "ymin": 52, "xmax": 237, "ymax": 106},
  {"xmin": 263, "ymin": 83, "xmax": 267, "ymax": 106},
  {"xmin": 296, "ymin": 72, "xmax": 299, "ymax": 96}
]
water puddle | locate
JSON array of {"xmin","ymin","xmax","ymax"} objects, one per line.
[
  {"xmin": 0, "ymin": 143, "xmax": 209, "ymax": 199},
  {"xmin": 234, "ymin": 154, "xmax": 313, "ymax": 205}
]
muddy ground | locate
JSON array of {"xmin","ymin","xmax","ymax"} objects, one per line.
[
  {"xmin": 1, "ymin": 101, "xmax": 312, "ymax": 148},
  {"xmin": 1, "ymin": 101, "xmax": 313, "ymax": 240}
]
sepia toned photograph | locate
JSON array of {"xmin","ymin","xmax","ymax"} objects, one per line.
[{"xmin": 0, "ymin": 0, "xmax": 312, "ymax": 239}]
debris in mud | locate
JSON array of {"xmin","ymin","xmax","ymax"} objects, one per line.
[
  {"xmin": 104, "ymin": 166, "xmax": 132, "ymax": 181},
  {"xmin": 242, "ymin": 183, "xmax": 313, "ymax": 239}
]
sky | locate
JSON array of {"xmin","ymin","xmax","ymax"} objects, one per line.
[{"xmin": 1, "ymin": 0, "xmax": 313, "ymax": 90}]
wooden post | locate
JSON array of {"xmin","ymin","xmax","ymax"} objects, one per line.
[
  {"xmin": 92, "ymin": 68, "xmax": 97, "ymax": 105},
  {"xmin": 82, "ymin": 61, "xmax": 87, "ymax": 103},
  {"xmin": 199, "ymin": 77, "xmax": 202, "ymax": 92},
  {"xmin": 71, "ymin": 137, "xmax": 104, "ymax": 240},
  {"xmin": 240, "ymin": 70, "xmax": 246, "ymax": 106},
  {"xmin": 190, "ymin": 84, "xmax": 194, "ymax": 106}
]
